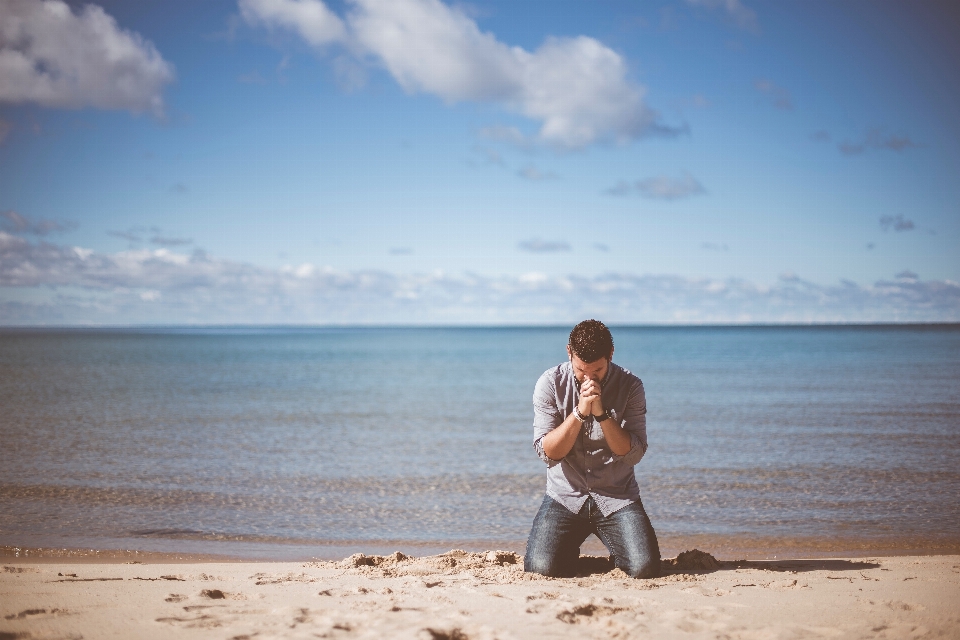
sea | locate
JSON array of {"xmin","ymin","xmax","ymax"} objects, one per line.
[{"xmin": 1, "ymin": 325, "xmax": 958, "ymax": 560}]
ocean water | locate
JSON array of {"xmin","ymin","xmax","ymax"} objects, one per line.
[{"xmin": 1, "ymin": 326, "xmax": 959, "ymax": 560}]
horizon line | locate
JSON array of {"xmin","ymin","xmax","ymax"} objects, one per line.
[{"xmin": 2, "ymin": 321, "xmax": 959, "ymax": 332}]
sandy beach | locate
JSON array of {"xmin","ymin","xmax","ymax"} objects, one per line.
[{"xmin": 2, "ymin": 549, "xmax": 958, "ymax": 639}]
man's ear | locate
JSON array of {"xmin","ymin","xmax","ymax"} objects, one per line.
[
  {"xmin": 566, "ymin": 344, "xmax": 572, "ymax": 360},
  {"xmin": 609, "ymin": 346, "xmax": 614, "ymax": 361}
]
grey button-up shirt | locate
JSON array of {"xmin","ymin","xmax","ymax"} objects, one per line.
[{"xmin": 533, "ymin": 360, "xmax": 648, "ymax": 517}]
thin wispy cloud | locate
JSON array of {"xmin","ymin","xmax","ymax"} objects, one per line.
[
  {"xmin": 880, "ymin": 215, "xmax": 915, "ymax": 232},
  {"xmin": 517, "ymin": 164, "xmax": 558, "ymax": 181},
  {"xmin": 518, "ymin": 239, "xmax": 571, "ymax": 253},
  {"xmin": 605, "ymin": 173, "xmax": 707, "ymax": 200},
  {"xmin": 471, "ymin": 146, "xmax": 504, "ymax": 166},
  {"xmin": 685, "ymin": 0, "xmax": 759, "ymax": 33},
  {"xmin": 0, "ymin": 210, "xmax": 71, "ymax": 236},
  {"xmin": 332, "ymin": 55, "xmax": 367, "ymax": 92},
  {"xmin": 478, "ymin": 125, "xmax": 531, "ymax": 149},
  {"xmin": 240, "ymin": 0, "xmax": 680, "ymax": 148},
  {"xmin": 754, "ymin": 79, "xmax": 792, "ymax": 110},
  {"xmin": 0, "ymin": 0, "xmax": 175, "ymax": 116},
  {"xmin": 0, "ymin": 117, "xmax": 12, "ymax": 144},
  {"xmin": 896, "ymin": 270, "xmax": 918, "ymax": 280},
  {"xmin": 109, "ymin": 229, "xmax": 145, "ymax": 243},
  {"xmin": 685, "ymin": 94, "xmax": 711, "ymax": 109},
  {"xmin": 604, "ymin": 180, "xmax": 633, "ymax": 197},
  {"xmin": 635, "ymin": 173, "xmax": 707, "ymax": 200},
  {"xmin": 150, "ymin": 236, "xmax": 193, "ymax": 247},
  {"xmin": 238, "ymin": 69, "xmax": 268, "ymax": 84},
  {"xmin": 809, "ymin": 130, "xmax": 831, "ymax": 142},
  {"xmin": 701, "ymin": 242, "xmax": 729, "ymax": 251},
  {"xmin": 840, "ymin": 129, "xmax": 918, "ymax": 156},
  {"xmin": 110, "ymin": 226, "xmax": 191, "ymax": 246},
  {"xmin": 2, "ymin": 234, "xmax": 957, "ymax": 325}
]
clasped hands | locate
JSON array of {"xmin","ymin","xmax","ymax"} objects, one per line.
[{"xmin": 577, "ymin": 377, "xmax": 605, "ymax": 420}]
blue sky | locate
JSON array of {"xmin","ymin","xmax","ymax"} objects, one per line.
[{"xmin": 1, "ymin": 0, "xmax": 958, "ymax": 324}]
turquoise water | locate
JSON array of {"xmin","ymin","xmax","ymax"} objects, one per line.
[{"xmin": 1, "ymin": 326, "xmax": 958, "ymax": 559}]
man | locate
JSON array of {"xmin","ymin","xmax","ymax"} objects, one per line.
[{"xmin": 524, "ymin": 319, "xmax": 660, "ymax": 579}]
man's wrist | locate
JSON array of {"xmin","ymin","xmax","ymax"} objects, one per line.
[
  {"xmin": 573, "ymin": 405, "xmax": 589, "ymax": 423},
  {"xmin": 593, "ymin": 407, "xmax": 612, "ymax": 422}
]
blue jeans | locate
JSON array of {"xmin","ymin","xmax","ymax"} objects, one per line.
[{"xmin": 524, "ymin": 495, "xmax": 661, "ymax": 579}]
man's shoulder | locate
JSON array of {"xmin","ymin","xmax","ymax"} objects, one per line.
[
  {"xmin": 538, "ymin": 361, "xmax": 569, "ymax": 380},
  {"xmin": 535, "ymin": 362, "xmax": 571, "ymax": 390},
  {"xmin": 609, "ymin": 362, "xmax": 643, "ymax": 390}
]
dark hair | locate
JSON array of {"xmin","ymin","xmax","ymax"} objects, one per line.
[{"xmin": 568, "ymin": 319, "xmax": 614, "ymax": 363}]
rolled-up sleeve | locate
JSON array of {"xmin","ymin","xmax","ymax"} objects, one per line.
[
  {"xmin": 610, "ymin": 379, "xmax": 648, "ymax": 466},
  {"xmin": 532, "ymin": 370, "xmax": 563, "ymax": 467}
]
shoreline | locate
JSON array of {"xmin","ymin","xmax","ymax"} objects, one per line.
[
  {"xmin": 3, "ymin": 550, "xmax": 958, "ymax": 638},
  {"xmin": 4, "ymin": 534, "xmax": 960, "ymax": 565}
]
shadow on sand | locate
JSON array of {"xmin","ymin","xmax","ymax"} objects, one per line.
[{"xmin": 575, "ymin": 549, "xmax": 880, "ymax": 577}]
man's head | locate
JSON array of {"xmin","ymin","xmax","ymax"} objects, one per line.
[{"xmin": 566, "ymin": 319, "xmax": 614, "ymax": 383}]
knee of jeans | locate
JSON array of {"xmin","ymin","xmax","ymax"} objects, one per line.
[
  {"xmin": 524, "ymin": 550, "xmax": 564, "ymax": 577},
  {"xmin": 621, "ymin": 554, "xmax": 661, "ymax": 579}
]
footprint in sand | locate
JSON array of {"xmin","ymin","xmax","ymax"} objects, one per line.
[
  {"xmin": 555, "ymin": 602, "xmax": 626, "ymax": 624},
  {"xmin": 2, "ymin": 567, "xmax": 38, "ymax": 574},
  {"xmin": 4, "ymin": 608, "xmax": 63, "ymax": 620}
]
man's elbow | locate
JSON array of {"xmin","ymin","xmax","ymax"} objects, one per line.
[
  {"xmin": 534, "ymin": 439, "xmax": 562, "ymax": 466},
  {"xmin": 540, "ymin": 444, "xmax": 563, "ymax": 462},
  {"xmin": 622, "ymin": 442, "xmax": 647, "ymax": 466},
  {"xmin": 610, "ymin": 442, "xmax": 632, "ymax": 456}
]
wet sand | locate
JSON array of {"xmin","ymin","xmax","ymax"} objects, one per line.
[{"xmin": 2, "ymin": 550, "xmax": 958, "ymax": 639}]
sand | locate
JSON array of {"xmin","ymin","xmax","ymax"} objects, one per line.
[{"xmin": 2, "ymin": 550, "xmax": 959, "ymax": 639}]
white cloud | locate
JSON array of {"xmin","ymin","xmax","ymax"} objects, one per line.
[
  {"xmin": 2, "ymin": 234, "xmax": 959, "ymax": 325},
  {"xmin": 0, "ymin": 0, "xmax": 175, "ymax": 116},
  {"xmin": 239, "ymin": 0, "xmax": 345, "ymax": 46},
  {"xmin": 241, "ymin": 0, "xmax": 669, "ymax": 148}
]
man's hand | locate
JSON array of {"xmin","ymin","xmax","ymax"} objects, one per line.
[{"xmin": 579, "ymin": 377, "xmax": 602, "ymax": 417}]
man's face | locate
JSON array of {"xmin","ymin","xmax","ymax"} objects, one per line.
[{"xmin": 566, "ymin": 345, "xmax": 612, "ymax": 383}]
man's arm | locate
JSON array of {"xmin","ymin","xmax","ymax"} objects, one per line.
[
  {"xmin": 585, "ymin": 377, "xmax": 632, "ymax": 456},
  {"xmin": 532, "ymin": 369, "xmax": 591, "ymax": 463},
  {"xmin": 539, "ymin": 377, "xmax": 603, "ymax": 460},
  {"xmin": 595, "ymin": 414, "xmax": 632, "ymax": 456},
  {"xmin": 609, "ymin": 379, "xmax": 648, "ymax": 465},
  {"xmin": 540, "ymin": 411, "xmax": 586, "ymax": 461}
]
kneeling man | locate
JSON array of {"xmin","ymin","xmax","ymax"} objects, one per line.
[{"xmin": 524, "ymin": 319, "xmax": 660, "ymax": 579}]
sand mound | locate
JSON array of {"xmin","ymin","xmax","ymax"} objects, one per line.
[
  {"xmin": 333, "ymin": 548, "xmax": 724, "ymax": 583},
  {"xmin": 663, "ymin": 549, "xmax": 720, "ymax": 571}
]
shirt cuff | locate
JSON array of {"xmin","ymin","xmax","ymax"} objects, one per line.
[
  {"xmin": 609, "ymin": 433, "xmax": 646, "ymax": 465},
  {"xmin": 534, "ymin": 436, "xmax": 562, "ymax": 467}
]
